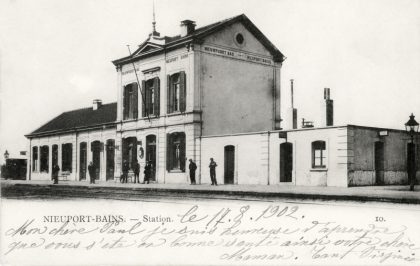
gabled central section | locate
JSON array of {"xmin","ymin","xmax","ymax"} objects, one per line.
[{"xmin": 134, "ymin": 42, "xmax": 164, "ymax": 56}]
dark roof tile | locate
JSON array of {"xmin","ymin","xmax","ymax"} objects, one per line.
[{"xmin": 28, "ymin": 102, "xmax": 117, "ymax": 136}]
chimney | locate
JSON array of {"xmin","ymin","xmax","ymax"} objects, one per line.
[
  {"xmin": 321, "ymin": 88, "xmax": 333, "ymax": 126},
  {"xmin": 92, "ymin": 99, "xmax": 102, "ymax": 110},
  {"xmin": 285, "ymin": 79, "xmax": 298, "ymax": 129},
  {"xmin": 180, "ymin": 20, "xmax": 196, "ymax": 37}
]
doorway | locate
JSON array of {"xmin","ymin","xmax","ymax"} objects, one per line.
[
  {"xmin": 122, "ymin": 137, "xmax": 137, "ymax": 170},
  {"xmin": 91, "ymin": 141, "xmax": 101, "ymax": 180},
  {"xmin": 224, "ymin": 145, "xmax": 235, "ymax": 184},
  {"xmin": 407, "ymin": 143, "xmax": 416, "ymax": 186},
  {"xmin": 280, "ymin": 142, "xmax": 293, "ymax": 182},
  {"xmin": 106, "ymin": 139, "xmax": 115, "ymax": 181},
  {"xmin": 52, "ymin": 145, "xmax": 58, "ymax": 179},
  {"xmin": 146, "ymin": 135, "xmax": 157, "ymax": 181},
  {"xmin": 79, "ymin": 142, "xmax": 87, "ymax": 180},
  {"xmin": 374, "ymin": 141, "xmax": 384, "ymax": 185}
]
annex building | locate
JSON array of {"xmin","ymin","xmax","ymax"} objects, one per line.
[{"xmin": 26, "ymin": 14, "xmax": 420, "ymax": 187}]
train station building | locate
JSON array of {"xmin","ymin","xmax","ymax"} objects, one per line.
[{"xmin": 25, "ymin": 14, "xmax": 419, "ymax": 187}]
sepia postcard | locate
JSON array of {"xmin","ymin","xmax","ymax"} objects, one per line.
[{"xmin": 1, "ymin": 0, "xmax": 420, "ymax": 265}]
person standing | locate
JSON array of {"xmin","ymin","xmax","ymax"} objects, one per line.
[
  {"xmin": 134, "ymin": 160, "xmax": 140, "ymax": 184},
  {"xmin": 143, "ymin": 161, "xmax": 151, "ymax": 184},
  {"xmin": 189, "ymin": 159, "xmax": 197, "ymax": 185},
  {"xmin": 122, "ymin": 160, "xmax": 129, "ymax": 183},
  {"xmin": 88, "ymin": 161, "xmax": 95, "ymax": 184},
  {"xmin": 209, "ymin": 158, "xmax": 218, "ymax": 186},
  {"xmin": 52, "ymin": 164, "xmax": 60, "ymax": 184}
]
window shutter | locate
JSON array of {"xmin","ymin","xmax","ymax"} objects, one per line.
[
  {"xmin": 166, "ymin": 133, "xmax": 171, "ymax": 171},
  {"xmin": 133, "ymin": 83, "xmax": 138, "ymax": 119},
  {"xmin": 167, "ymin": 75, "xmax": 173, "ymax": 114},
  {"xmin": 123, "ymin": 86, "xmax": 127, "ymax": 119},
  {"xmin": 142, "ymin": 80, "xmax": 146, "ymax": 117},
  {"xmin": 180, "ymin": 133, "xmax": 186, "ymax": 172},
  {"xmin": 179, "ymin": 71, "xmax": 186, "ymax": 112},
  {"xmin": 154, "ymin": 77, "xmax": 160, "ymax": 116}
]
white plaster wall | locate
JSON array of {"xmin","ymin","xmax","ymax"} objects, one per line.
[
  {"xmin": 28, "ymin": 128, "xmax": 116, "ymax": 182},
  {"xmin": 280, "ymin": 127, "xmax": 349, "ymax": 187},
  {"xmin": 201, "ymin": 133, "xmax": 269, "ymax": 185}
]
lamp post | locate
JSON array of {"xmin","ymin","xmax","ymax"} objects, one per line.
[{"xmin": 405, "ymin": 113, "xmax": 419, "ymax": 191}]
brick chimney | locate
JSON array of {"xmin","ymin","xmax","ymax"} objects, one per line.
[
  {"xmin": 321, "ymin": 88, "xmax": 333, "ymax": 126},
  {"xmin": 180, "ymin": 20, "xmax": 196, "ymax": 37},
  {"xmin": 92, "ymin": 99, "xmax": 102, "ymax": 110},
  {"xmin": 285, "ymin": 79, "xmax": 298, "ymax": 129}
]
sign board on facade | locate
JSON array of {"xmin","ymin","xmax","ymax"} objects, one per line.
[{"xmin": 378, "ymin": 130, "xmax": 389, "ymax": 136}]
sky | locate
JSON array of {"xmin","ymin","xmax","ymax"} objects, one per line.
[{"xmin": 0, "ymin": 0, "xmax": 419, "ymax": 163}]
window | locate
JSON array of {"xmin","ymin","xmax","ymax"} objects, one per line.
[
  {"xmin": 32, "ymin": 146, "xmax": 38, "ymax": 172},
  {"xmin": 142, "ymin": 78, "xmax": 160, "ymax": 117},
  {"xmin": 167, "ymin": 72, "xmax": 186, "ymax": 113},
  {"xmin": 166, "ymin": 132, "xmax": 185, "ymax": 172},
  {"xmin": 40, "ymin": 145, "xmax": 49, "ymax": 173},
  {"xmin": 62, "ymin": 143, "xmax": 73, "ymax": 172},
  {"xmin": 235, "ymin": 33, "xmax": 244, "ymax": 44},
  {"xmin": 312, "ymin": 141, "xmax": 326, "ymax": 168},
  {"xmin": 123, "ymin": 83, "xmax": 138, "ymax": 120}
]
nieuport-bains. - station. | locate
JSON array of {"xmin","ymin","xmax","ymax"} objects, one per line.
[{"xmin": 25, "ymin": 14, "xmax": 420, "ymax": 187}]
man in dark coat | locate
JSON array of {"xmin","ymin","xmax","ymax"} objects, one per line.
[
  {"xmin": 143, "ymin": 161, "xmax": 151, "ymax": 184},
  {"xmin": 189, "ymin": 159, "xmax": 197, "ymax": 185},
  {"xmin": 88, "ymin": 161, "xmax": 95, "ymax": 184},
  {"xmin": 52, "ymin": 164, "xmax": 60, "ymax": 184},
  {"xmin": 122, "ymin": 160, "xmax": 129, "ymax": 183},
  {"xmin": 133, "ymin": 160, "xmax": 140, "ymax": 184},
  {"xmin": 209, "ymin": 158, "xmax": 218, "ymax": 186}
]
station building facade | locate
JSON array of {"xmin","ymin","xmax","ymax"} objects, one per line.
[{"xmin": 26, "ymin": 14, "xmax": 419, "ymax": 187}]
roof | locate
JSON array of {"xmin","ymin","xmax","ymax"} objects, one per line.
[
  {"xmin": 26, "ymin": 102, "xmax": 117, "ymax": 138},
  {"xmin": 112, "ymin": 14, "xmax": 285, "ymax": 66}
]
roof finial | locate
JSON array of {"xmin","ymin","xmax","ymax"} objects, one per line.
[{"xmin": 152, "ymin": 0, "xmax": 156, "ymax": 33}]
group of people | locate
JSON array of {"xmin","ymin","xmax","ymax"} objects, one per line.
[
  {"xmin": 188, "ymin": 158, "xmax": 218, "ymax": 185},
  {"xmin": 121, "ymin": 160, "xmax": 152, "ymax": 184},
  {"xmin": 51, "ymin": 161, "xmax": 97, "ymax": 184},
  {"xmin": 51, "ymin": 158, "xmax": 219, "ymax": 186}
]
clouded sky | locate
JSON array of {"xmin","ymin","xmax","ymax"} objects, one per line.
[{"xmin": 1, "ymin": 0, "xmax": 419, "ymax": 162}]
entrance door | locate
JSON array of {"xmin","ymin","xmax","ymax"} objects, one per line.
[
  {"xmin": 280, "ymin": 142, "xmax": 293, "ymax": 182},
  {"xmin": 106, "ymin": 140, "xmax": 115, "ymax": 180},
  {"xmin": 224, "ymin": 145, "xmax": 235, "ymax": 184},
  {"xmin": 146, "ymin": 135, "xmax": 156, "ymax": 181},
  {"xmin": 374, "ymin": 141, "xmax": 384, "ymax": 185},
  {"xmin": 79, "ymin": 142, "xmax": 87, "ymax": 180},
  {"xmin": 122, "ymin": 137, "xmax": 137, "ymax": 170},
  {"xmin": 91, "ymin": 141, "xmax": 101, "ymax": 180}
]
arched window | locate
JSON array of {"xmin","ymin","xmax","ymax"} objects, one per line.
[
  {"xmin": 123, "ymin": 83, "xmax": 138, "ymax": 120},
  {"xmin": 166, "ymin": 132, "xmax": 185, "ymax": 172},
  {"xmin": 62, "ymin": 143, "xmax": 73, "ymax": 172},
  {"xmin": 312, "ymin": 141, "xmax": 326, "ymax": 168},
  {"xmin": 40, "ymin": 145, "xmax": 49, "ymax": 173}
]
